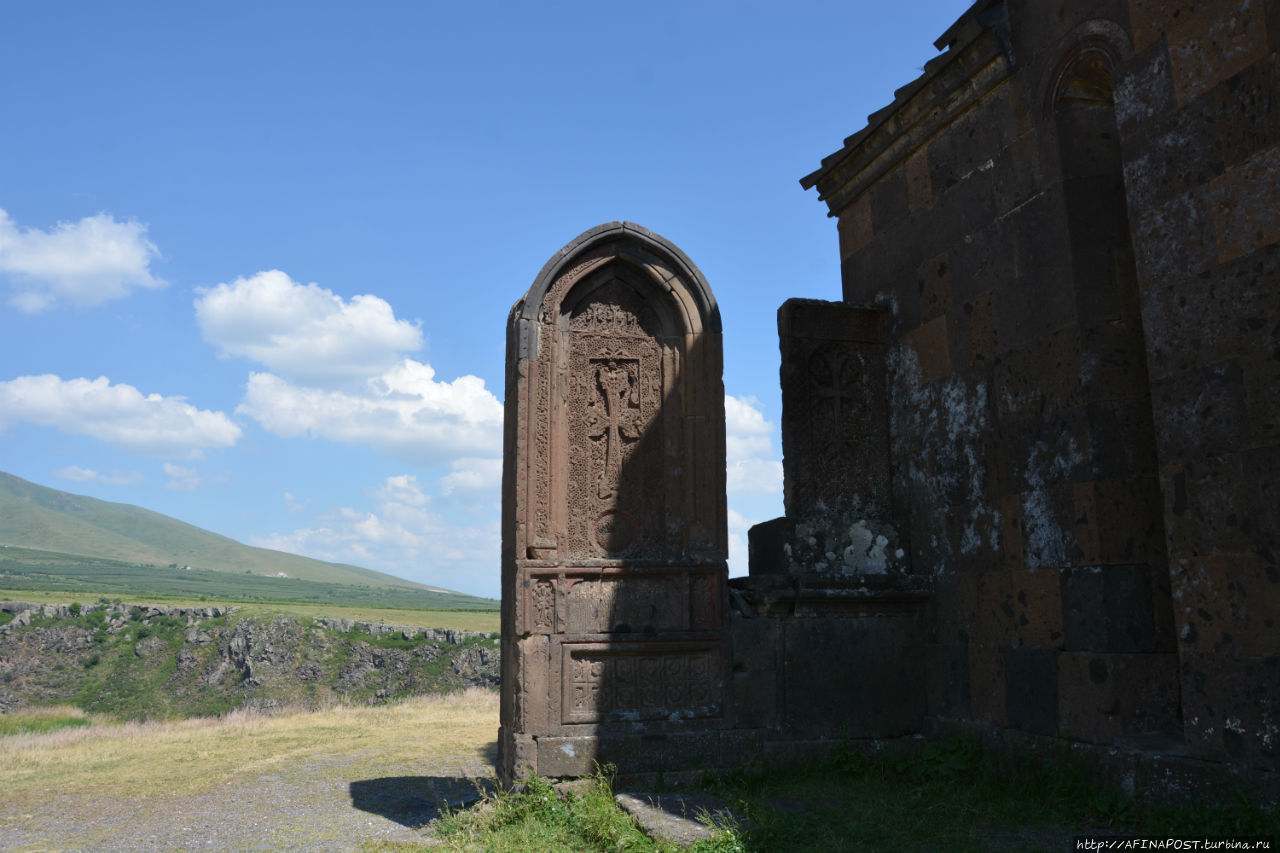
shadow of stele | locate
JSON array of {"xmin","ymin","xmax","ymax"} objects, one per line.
[{"xmin": 348, "ymin": 775, "xmax": 497, "ymax": 828}]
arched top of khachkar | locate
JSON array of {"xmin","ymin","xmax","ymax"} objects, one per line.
[
  {"xmin": 513, "ymin": 221, "xmax": 721, "ymax": 338},
  {"xmin": 499, "ymin": 222, "xmax": 729, "ymax": 786}
]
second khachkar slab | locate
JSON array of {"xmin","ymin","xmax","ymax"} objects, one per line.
[{"xmin": 778, "ymin": 298, "xmax": 891, "ymax": 520}]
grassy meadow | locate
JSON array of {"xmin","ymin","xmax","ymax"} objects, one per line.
[
  {"xmin": 0, "ymin": 690, "xmax": 498, "ymax": 804},
  {"xmin": 0, "ymin": 546, "xmax": 497, "ymax": 613}
]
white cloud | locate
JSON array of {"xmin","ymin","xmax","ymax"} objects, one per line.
[
  {"xmin": 284, "ymin": 491, "xmax": 307, "ymax": 513},
  {"xmin": 727, "ymin": 457, "xmax": 784, "ymax": 495},
  {"xmin": 725, "ymin": 394, "xmax": 771, "ymax": 435},
  {"xmin": 254, "ymin": 474, "xmax": 498, "ymax": 591},
  {"xmin": 440, "ymin": 457, "xmax": 502, "ymax": 495},
  {"xmin": 195, "ymin": 271, "xmax": 498, "ymax": 468},
  {"xmin": 237, "ymin": 360, "xmax": 502, "ymax": 465},
  {"xmin": 727, "ymin": 507, "xmax": 756, "ymax": 578},
  {"xmin": 0, "ymin": 208, "xmax": 165, "ymax": 312},
  {"xmin": 53, "ymin": 465, "xmax": 144, "ymax": 485},
  {"xmin": 0, "ymin": 375, "xmax": 241, "ymax": 458},
  {"xmin": 374, "ymin": 473, "xmax": 430, "ymax": 506},
  {"xmin": 53, "ymin": 465, "xmax": 98, "ymax": 482},
  {"xmin": 194, "ymin": 270, "xmax": 422, "ymax": 385},
  {"xmin": 163, "ymin": 462, "xmax": 201, "ymax": 491},
  {"xmin": 724, "ymin": 394, "xmax": 782, "ymax": 496}
]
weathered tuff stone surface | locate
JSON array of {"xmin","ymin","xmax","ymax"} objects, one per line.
[
  {"xmin": 499, "ymin": 223, "xmax": 730, "ymax": 786},
  {"xmin": 791, "ymin": 0, "xmax": 1280, "ymax": 787}
]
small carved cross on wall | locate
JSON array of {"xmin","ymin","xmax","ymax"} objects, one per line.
[
  {"xmin": 810, "ymin": 347, "xmax": 861, "ymax": 453},
  {"xmin": 586, "ymin": 360, "xmax": 641, "ymax": 500}
]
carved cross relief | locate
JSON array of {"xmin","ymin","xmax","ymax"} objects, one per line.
[
  {"xmin": 809, "ymin": 345, "xmax": 862, "ymax": 461},
  {"xmin": 585, "ymin": 360, "xmax": 641, "ymax": 500},
  {"xmin": 565, "ymin": 281, "xmax": 663, "ymax": 559}
]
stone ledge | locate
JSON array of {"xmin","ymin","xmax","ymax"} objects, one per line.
[{"xmin": 924, "ymin": 716, "xmax": 1280, "ymax": 809}]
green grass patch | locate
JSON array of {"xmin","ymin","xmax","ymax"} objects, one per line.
[
  {"xmin": 415, "ymin": 769, "xmax": 740, "ymax": 853},
  {"xmin": 0, "ymin": 589, "xmax": 501, "ymax": 633},
  {"xmin": 372, "ymin": 739, "xmax": 1277, "ymax": 852},
  {"xmin": 0, "ymin": 707, "xmax": 94, "ymax": 737}
]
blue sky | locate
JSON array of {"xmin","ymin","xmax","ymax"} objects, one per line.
[{"xmin": 0, "ymin": 0, "xmax": 971, "ymax": 598}]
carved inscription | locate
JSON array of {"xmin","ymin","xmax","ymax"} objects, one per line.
[{"xmin": 563, "ymin": 644, "xmax": 721, "ymax": 723}]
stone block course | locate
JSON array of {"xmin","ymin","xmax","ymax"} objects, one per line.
[
  {"xmin": 1004, "ymin": 646, "xmax": 1058, "ymax": 735},
  {"xmin": 1208, "ymin": 144, "xmax": 1280, "ymax": 263},
  {"xmin": 1011, "ymin": 568, "xmax": 1065, "ymax": 650},
  {"xmin": 1057, "ymin": 651, "xmax": 1181, "ymax": 744},
  {"xmin": 1172, "ymin": 553, "xmax": 1280, "ymax": 658},
  {"xmin": 1164, "ymin": 0, "xmax": 1269, "ymax": 105},
  {"xmin": 967, "ymin": 643, "xmax": 1008, "ymax": 727}
]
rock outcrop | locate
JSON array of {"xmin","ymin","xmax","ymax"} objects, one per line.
[{"xmin": 0, "ymin": 601, "xmax": 499, "ymax": 718}]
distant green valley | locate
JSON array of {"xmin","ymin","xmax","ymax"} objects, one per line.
[{"xmin": 0, "ymin": 471, "xmax": 496, "ymax": 612}]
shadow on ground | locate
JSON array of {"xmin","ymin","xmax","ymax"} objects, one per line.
[{"xmin": 349, "ymin": 775, "xmax": 497, "ymax": 828}]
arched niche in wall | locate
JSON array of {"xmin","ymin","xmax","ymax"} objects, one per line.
[{"xmin": 1041, "ymin": 28, "xmax": 1179, "ymax": 662}]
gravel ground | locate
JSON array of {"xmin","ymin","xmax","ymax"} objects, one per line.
[{"xmin": 0, "ymin": 750, "xmax": 496, "ymax": 852}]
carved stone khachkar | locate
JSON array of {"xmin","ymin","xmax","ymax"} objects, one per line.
[
  {"xmin": 749, "ymin": 298, "xmax": 909, "ymax": 576},
  {"xmin": 499, "ymin": 222, "xmax": 727, "ymax": 785}
]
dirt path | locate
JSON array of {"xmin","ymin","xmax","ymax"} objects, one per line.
[{"xmin": 1, "ymin": 748, "xmax": 494, "ymax": 852}]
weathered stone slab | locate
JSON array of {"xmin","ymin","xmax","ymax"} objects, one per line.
[
  {"xmin": 614, "ymin": 792, "xmax": 739, "ymax": 846},
  {"xmin": 500, "ymin": 223, "xmax": 729, "ymax": 785},
  {"xmin": 778, "ymin": 298, "xmax": 891, "ymax": 522}
]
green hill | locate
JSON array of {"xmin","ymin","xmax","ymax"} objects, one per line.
[{"xmin": 0, "ymin": 471, "xmax": 476, "ymax": 598}]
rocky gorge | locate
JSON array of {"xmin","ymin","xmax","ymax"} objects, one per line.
[{"xmin": 0, "ymin": 600, "xmax": 499, "ymax": 719}]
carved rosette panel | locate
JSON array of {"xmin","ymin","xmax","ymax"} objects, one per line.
[
  {"xmin": 563, "ymin": 643, "xmax": 721, "ymax": 724},
  {"xmin": 565, "ymin": 283, "xmax": 664, "ymax": 559}
]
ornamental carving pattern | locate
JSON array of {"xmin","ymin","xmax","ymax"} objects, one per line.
[
  {"xmin": 785, "ymin": 340, "xmax": 876, "ymax": 518},
  {"xmin": 564, "ymin": 646, "xmax": 721, "ymax": 723},
  {"xmin": 690, "ymin": 574, "xmax": 717, "ymax": 630},
  {"xmin": 501, "ymin": 224, "xmax": 729, "ymax": 785},
  {"xmin": 531, "ymin": 580, "xmax": 555, "ymax": 632}
]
